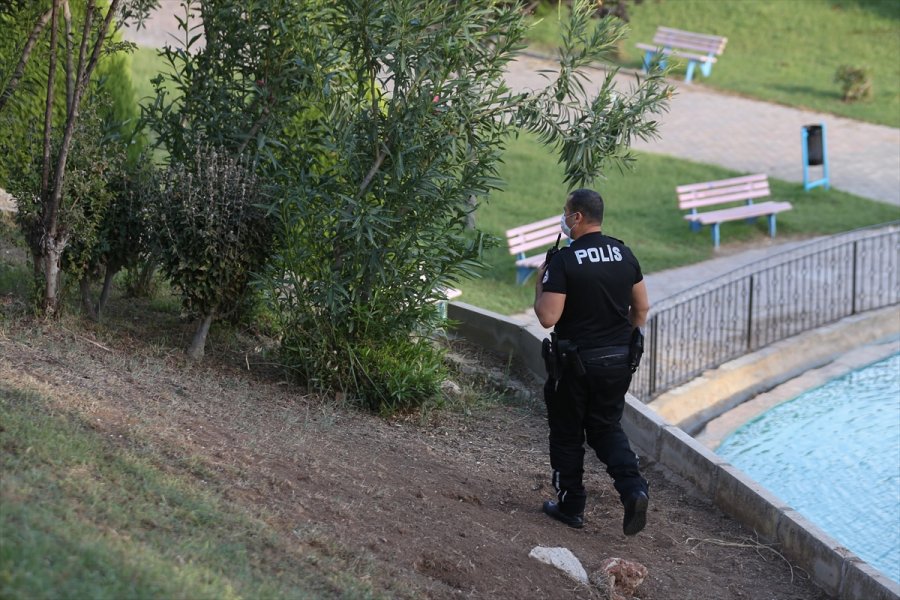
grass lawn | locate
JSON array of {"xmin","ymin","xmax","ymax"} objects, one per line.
[
  {"xmin": 461, "ymin": 131, "xmax": 899, "ymax": 315},
  {"xmin": 0, "ymin": 385, "xmax": 378, "ymax": 600},
  {"xmin": 527, "ymin": 0, "xmax": 900, "ymax": 127},
  {"xmin": 130, "ymin": 46, "xmax": 168, "ymax": 105}
]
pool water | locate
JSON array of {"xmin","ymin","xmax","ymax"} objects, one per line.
[{"xmin": 717, "ymin": 353, "xmax": 900, "ymax": 583}]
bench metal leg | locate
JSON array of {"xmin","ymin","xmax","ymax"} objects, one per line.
[
  {"xmin": 643, "ymin": 50, "xmax": 666, "ymax": 72},
  {"xmin": 685, "ymin": 60, "xmax": 697, "ymax": 83},
  {"xmin": 701, "ymin": 57, "xmax": 714, "ymax": 78},
  {"xmin": 711, "ymin": 223, "xmax": 721, "ymax": 248},
  {"xmin": 768, "ymin": 214, "xmax": 777, "ymax": 238},
  {"xmin": 516, "ymin": 266, "xmax": 534, "ymax": 285},
  {"xmin": 689, "ymin": 220, "xmax": 702, "ymax": 233}
]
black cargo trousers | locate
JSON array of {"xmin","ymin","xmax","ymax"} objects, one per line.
[{"xmin": 543, "ymin": 351, "xmax": 648, "ymax": 517}]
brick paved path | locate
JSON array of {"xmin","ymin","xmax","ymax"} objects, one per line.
[
  {"xmin": 124, "ymin": 13, "xmax": 899, "ymax": 207},
  {"xmin": 505, "ymin": 54, "xmax": 900, "ymax": 208}
]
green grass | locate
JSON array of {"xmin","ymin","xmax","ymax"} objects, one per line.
[
  {"xmin": 0, "ymin": 386, "xmax": 382, "ymax": 600},
  {"xmin": 460, "ymin": 131, "xmax": 899, "ymax": 314},
  {"xmin": 527, "ymin": 0, "xmax": 900, "ymax": 127},
  {"xmin": 130, "ymin": 46, "xmax": 167, "ymax": 106}
]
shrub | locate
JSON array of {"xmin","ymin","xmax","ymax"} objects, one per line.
[
  {"xmin": 834, "ymin": 65, "xmax": 872, "ymax": 102},
  {"xmin": 148, "ymin": 145, "xmax": 272, "ymax": 360},
  {"xmin": 256, "ymin": 0, "xmax": 669, "ymax": 412}
]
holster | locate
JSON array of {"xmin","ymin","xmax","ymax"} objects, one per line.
[
  {"xmin": 629, "ymin": 327, "xmax": 645, "ymax": 373},
  {"xmin": 542, "ymin": 333, "xmax": 587, "ymax": 380},
  {"xmin": 542, "ymin": 333, "xmax": 560, "ymax": 381},
  {"xmin": 557, "ymin": 338, "xmax": 586, "ymax": 378}
]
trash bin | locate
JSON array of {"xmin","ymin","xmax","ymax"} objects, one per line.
[{"xmin": 805, "ymin": 124, "xmax": 824, "ymax": 166}]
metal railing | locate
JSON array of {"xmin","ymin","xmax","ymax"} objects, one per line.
[{"xmin": 630, "ymin": 223, "xmax": 900, "ymax": 401}]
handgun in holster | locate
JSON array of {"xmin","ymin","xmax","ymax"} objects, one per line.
[
  {"xmin": 542, "ymin": 333, "xmax": 560, "ymax": 381},
  {"xmin": 628, "ymin": 327, "xmax": 645, "ymax": 373},
  {"xmin": 557, "ymin": 337, "xmax": 587, "ymax": 378}
]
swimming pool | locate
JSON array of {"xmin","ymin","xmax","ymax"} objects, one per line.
[{"xmin": 717, "ymin": 353, "xmax": 900, "ymax": 583}]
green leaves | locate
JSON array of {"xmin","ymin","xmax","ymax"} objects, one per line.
[
  {"xmin": 137, "ymin": 0, "xmax": 670, "ymax": 408},
  {"xmin": 148, "ymin": 146, "xmax": 272, "ymax": 324},
  {"xmin": 516, "ymin": 1, "xmax": 672, "ymax": 186}
]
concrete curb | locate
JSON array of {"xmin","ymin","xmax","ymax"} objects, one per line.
[{"xmin": 447, "ymin": 301, "xmax": 900, "ymax": 600}]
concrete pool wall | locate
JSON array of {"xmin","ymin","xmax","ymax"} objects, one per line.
[{"xmin": 447, "ymin": 301, "xmax": 900, "ymax": 600}]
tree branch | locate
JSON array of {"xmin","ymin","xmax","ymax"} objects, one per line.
[
  {"xmin": 357, "ymin": 147, "xmax": 387, "ymax": 199},
  {"xmin": 236, "ymin": 105, "xmax": 271, "ymax": 155},
  {"xmin": 40, "ymin": 0, "xmax": 61, "ymax": 205},
  {"xmin": 47, "ymin": 0, "xmax": 121, "ymax": 238},
  {"xmin": 62, "ymin": 1, "xmax": 75, "ymax": 113},
  {"xmin": 0, "ymin": 9, "xmax": 52, "ymax": 113}
]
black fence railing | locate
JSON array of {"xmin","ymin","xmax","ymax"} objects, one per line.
[{"xmin": 630, "ymin": 224, "xmax": 900, "ymax": 401}]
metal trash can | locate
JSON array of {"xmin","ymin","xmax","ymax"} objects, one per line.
[{"xmin": 805, "ymin": 124, "xmax": 824, "ymax": 166}]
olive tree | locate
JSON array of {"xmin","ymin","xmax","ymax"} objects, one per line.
[{"xmin": 259, "ymin": 0, "xmax": 671, "ymax": 410}]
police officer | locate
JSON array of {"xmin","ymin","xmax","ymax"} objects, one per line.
[{"xmin": 533, "ymin": 188, "xmax": 650, "ymax": 535}]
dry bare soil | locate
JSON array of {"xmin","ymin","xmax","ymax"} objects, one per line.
[{"xmin": 0, "ymin": 288, "xmax": 831, "ymax": 599}]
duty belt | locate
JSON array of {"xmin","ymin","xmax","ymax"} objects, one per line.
[{"xmin": 578, "ymin": 345, "xmax": 630, "ymax": 368}]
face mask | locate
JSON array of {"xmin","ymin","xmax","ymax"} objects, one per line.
[{"xmin": 560, "ymin": 212, "xmax": 573, "ymax": 237}]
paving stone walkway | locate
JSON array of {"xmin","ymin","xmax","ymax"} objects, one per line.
[
  {"xmin": 502, "ymin": 54, "xmax": 899, "ymax": 328},
  {"xmin": 506, "ymin": 54, "xmax": 900, "ymax": 208}
]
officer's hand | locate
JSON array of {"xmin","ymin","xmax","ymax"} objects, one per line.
[{"xmin": 535, "ymin": 263, "xmax": 548, "ymax": 289}]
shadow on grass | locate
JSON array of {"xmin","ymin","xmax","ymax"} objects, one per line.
[{"xmin": 769, "ymin": 83, "xmax": 846, "ymax": 103}]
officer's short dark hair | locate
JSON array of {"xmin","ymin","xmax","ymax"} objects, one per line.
[{"xmin": 567, "ymin": 188, "xmax": 604, "ymax": 225}]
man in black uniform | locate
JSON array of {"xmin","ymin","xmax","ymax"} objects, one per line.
[{"xmin": 533, "ymin": 188, "xmax": 650, "ymax": 536}]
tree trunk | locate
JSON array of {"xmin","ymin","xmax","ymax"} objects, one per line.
[
  {"xmin": 40, "ymin": 242, "xmax": 64, "ymax": 317},
  {"xmin": 187, "ymin": 314, "xmax": 214, "ymax": 361},
  {"xmin": 96, "ymin": 265, "xmax": 118, "ymax": 318},
  {"xmin": 79, "ymin": 274, "xmax": 98, "ymax": 321},
  {"xmin": 127, "ymin": 260, "xmax": 157, "ymax": 297}
]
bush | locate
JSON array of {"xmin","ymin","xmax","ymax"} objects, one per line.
[
  {"xmin": 834, "ymin": 65, "xmax": 872, "ymax": 103},
  {"xmin": 149, "ymin": 145, "xmax": 272, "ymax": 359},
  {"xmin": 258, "ymin": 0, "xmax": 668, "ymax": 412},
  {"xmin": 349, "ymin": 338, "xmax": 447, "ymax": 414}
]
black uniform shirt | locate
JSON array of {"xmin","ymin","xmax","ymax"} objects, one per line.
[{"xmin": 541, "ymin": 231, "xmax": 643, "ymax": 348}]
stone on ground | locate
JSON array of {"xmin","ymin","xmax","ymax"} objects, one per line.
[
  {"xmin": 590, "ymin": 557, "xmax": 648, "ymax": 600},
  {"xmin": 528, "ymin": 546, "xmax": 589, "ymax": 585}
]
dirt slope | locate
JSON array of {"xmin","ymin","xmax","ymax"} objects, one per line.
[{"xmin": 0, "ymin": 297, "xmax": 833, "ymax": 600}]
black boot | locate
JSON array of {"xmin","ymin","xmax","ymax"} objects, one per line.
[
  {"xmin": 622, "ymin": 491, "xmax": 648, "ymax": 536},
  {"xmin": 542, "ymin": 500, "xmax": 584, "ymax": 529}
]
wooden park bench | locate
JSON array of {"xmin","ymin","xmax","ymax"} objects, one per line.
[
  {"xmin": 506, "ymin": 216, "xmax": 568, "ymax": 284},
  {"xmin": 677, "ymin": 174, "xmax": 793, "ymax": 248},
  {"xmin": 637, "ymin": 26, "xmax": 727, "ymax": 83}
]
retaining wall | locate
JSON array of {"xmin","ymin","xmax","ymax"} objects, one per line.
[{"xmin": 447, "ymin": 301, "xmax": 900, "ymax": 600}]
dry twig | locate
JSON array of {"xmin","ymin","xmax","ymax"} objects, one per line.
[
  {"xmin": 61, "ymin": 325, "xmax": 113, "ymax": 352},
  {"xmin": 684, "ymin": 535, "xmax": 805, "ymax": 584}
]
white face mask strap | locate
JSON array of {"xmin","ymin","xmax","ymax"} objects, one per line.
[{"xmin": 560, "ymin": 211, "xmax": 578, "ymax": 237}]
